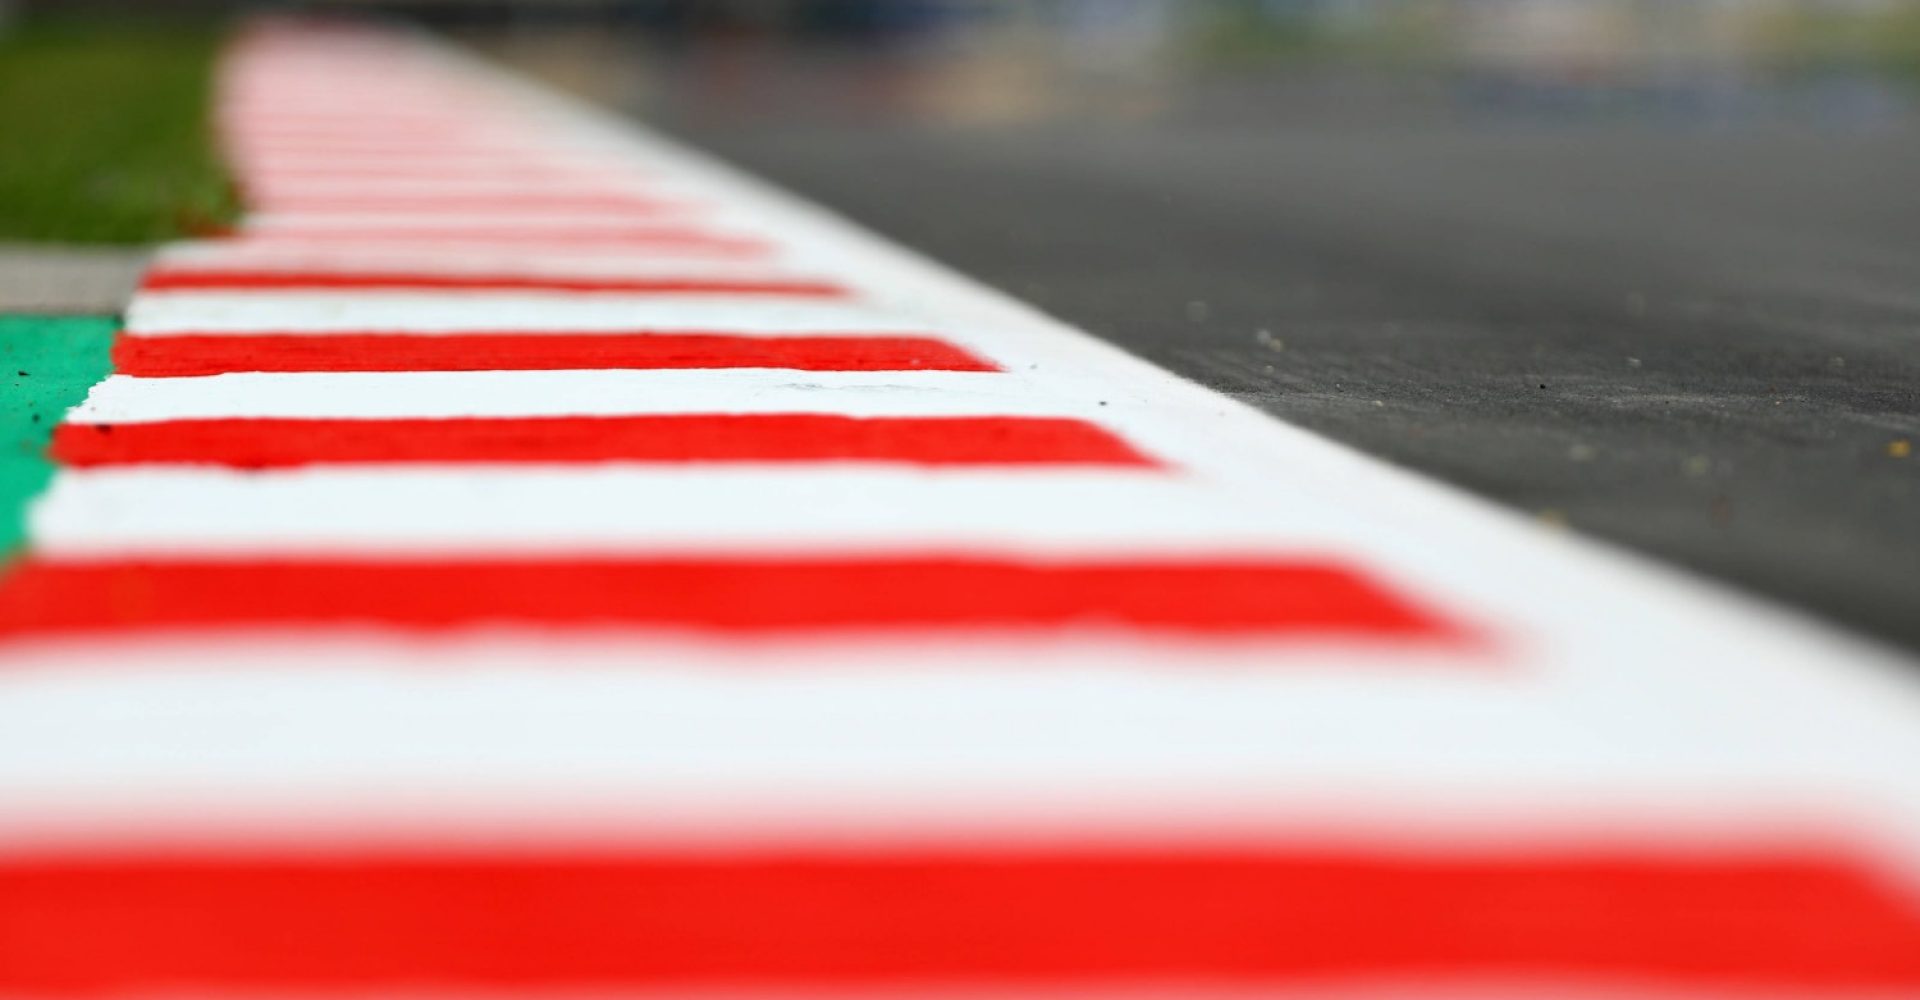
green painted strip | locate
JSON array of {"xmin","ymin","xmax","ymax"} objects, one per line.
[{"xmin": 1, "ymin": 315, "xmax": 116, "ymax": 556}]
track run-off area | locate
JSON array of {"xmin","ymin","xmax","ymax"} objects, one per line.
[{"xmin": 3, "ymin": 20, "xmax": 1920, "ymax": 998}]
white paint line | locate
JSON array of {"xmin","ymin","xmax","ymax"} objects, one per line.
[
  {"xmin": 0, "ymin": 643, "xmax": 1910, "ymax": 858},
  {"xmin": 239, "ymin": 210, "xmax": 711, "ymax": 229},
  {"xmin": 26, "ymin": 466, "xmax": 1360, "ymax": 557},
  {"xmin": 124, "ymin": 294, "xmax": 921, "ymax": 335},
  {"xmin": 167, "ymin": 235, "xmax": 785, "ymax": 262},
  {"xmin": 155, "ymin": 243, "xmax": 821, "ymax": 280},
  {"xmin": 70, "ymin": 371, "xmax": 1043, "ymax": 422},
  {"xmin": 236, "ymin": 175, "xmax": 704, "ymax": 198}
]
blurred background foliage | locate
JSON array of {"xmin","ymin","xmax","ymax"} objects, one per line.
[
  {"xmin": 3, "ymin": 0, "xmax": 1917, "ymax": 245},
  {"xmin": 0, "ymin": 15, "xmax": 235, "ymax": 243}
]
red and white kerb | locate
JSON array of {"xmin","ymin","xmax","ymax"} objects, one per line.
[{"xmin": 3, "ymin": 19, "xmax": 1919, "ymax": 999}]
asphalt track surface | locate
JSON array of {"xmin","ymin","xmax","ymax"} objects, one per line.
[{"xmin": 606, "ymin": 57, "xmax": 1920, "ymax": 654}]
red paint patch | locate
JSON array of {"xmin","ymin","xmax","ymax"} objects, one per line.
[
  {"xmin": 112, "ymin": 333, "xmax": 998, "ymax": 376},
  {"xmin": 3, "ymin": 847, "xmax": 1917, "ymax": 993},
  {"xmin": 52, "ymin": 415, "xmax": 1151, "ymax": 469},
  {"xmin": 141, "ymin": 269, "xmax": 850, "ymax": 297},
  {"xmin": 0, "ymin": 556, "xmax": 1462, "ymax": 639}
]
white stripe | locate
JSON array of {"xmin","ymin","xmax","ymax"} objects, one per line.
[
  {"xmin": 167, "ymin": 236, "xmax": 785, "ymax": 262},
  {"xmin": 69, "ymin": 371, "xmax": 1036, "ymax": 422},
  {"xmin": 124, "ymin": 294, "xmax": 918, "ymax": 335},
  {"xmin": 0, "ymin": 648, "xmax": 1910, "ymax": 856},
  {"xmin": 239, "ymin": 210, "xmax": 711, "ymax": 230},
  {"xmin": 28, "ymin": 467, "xmax": 1354, "ymax": 557},
  {"xmin": 229, "ymin": 143, "xmax": 564, "ymax": 158},
  {"xmin": 232, "ymin": 150, "xmax": 639, "ymax": 168},
  {"xmin": 155, "ymin": 243, "xmax": 819, "ymax": 280},
  {"xmin": 238, "ymin": 175, "xmax": 695, "ymax": 198},
  {"xmin": 229, "ymin": 135, "xmax": 547, "ymax": 147},
  {"xmin": 237, "ymin": 163, "xmax": 654, "ymax": 182}
]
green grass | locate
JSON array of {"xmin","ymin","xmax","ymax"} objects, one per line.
[
  {"xmin": 0, "ymin": 316, "xmax": 116, "ymax": 557},
  {"xmin": 0, "ymin": 18, "xmax": 236, "ymax": 244}
]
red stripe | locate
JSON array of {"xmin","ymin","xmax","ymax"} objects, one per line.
[
  {"xmin": 51, "ymin": 415, "xmax": 1152, "ymax": 469},
  {"xmin": 141, "ymin": 269, "xmax": 850, "ymax": 297},
  {"xmin": 3, "ymin": 847, "xmax": 1916, "ymax": 992},
  {"xmin": 112, "ymin": 333, "xmax": 999, "ymax": 376},
  {"xmin": 0, "ymin": 557, "xmax": 1460, "ymax": 639}
]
